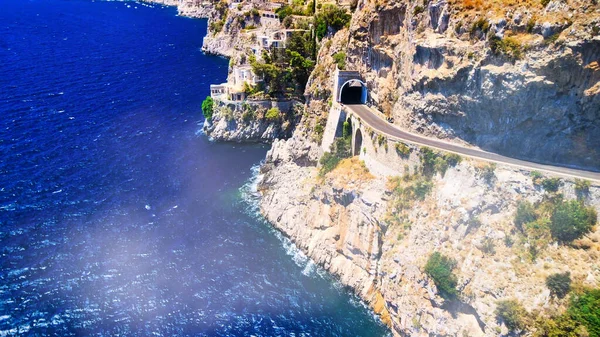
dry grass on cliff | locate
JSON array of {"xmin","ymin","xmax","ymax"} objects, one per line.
[{"xmin": 328, "ymin": 158, "xmax": 374, "ymax": 188}]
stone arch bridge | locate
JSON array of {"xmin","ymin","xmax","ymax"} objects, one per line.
[{"xmin": 321, "ymin": 70, "xmax": 368, "ymax": 152}]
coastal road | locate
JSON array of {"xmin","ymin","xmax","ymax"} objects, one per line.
[{"xmin": 345, "ymin": 104, "xmax": 600, "ymax": 182}]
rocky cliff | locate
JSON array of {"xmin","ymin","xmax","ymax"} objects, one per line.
[
  {"xmin": 259, "ymin": 134, "xmax": 600, "ymax": 336},
  {"xmin": 346, "ymin": 0, "xmax": 600, "ymax": 170},
  {"xmin": 255, "ymin": 0, "xmax": 600, "ymax": 335},
  {"xmin": 203, "ymin": 100, "xmax": 303, "ymax": 142}
]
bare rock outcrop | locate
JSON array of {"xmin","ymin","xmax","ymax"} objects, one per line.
[
  {"xmin": 347, "ymin": 0, "xmax": 600, "ymax": 170},
  {"xmin": 203, "ymin": 100, "xmax": 302, "ymax": 142}
]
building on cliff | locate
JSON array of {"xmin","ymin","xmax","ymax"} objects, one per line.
[{"xmin": 210, "ymin": 65, "xmax": 263, "ymax": 101}]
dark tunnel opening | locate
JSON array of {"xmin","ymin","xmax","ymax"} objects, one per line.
[{"xmin": 340, "ymin": 81, "xmax": 366, "ymax": 104}]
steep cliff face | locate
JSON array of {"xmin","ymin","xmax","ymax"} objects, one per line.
[
  {"xmin": 203, "ymin": 100, "xmax": 302, "ymax": 142},
  {"xmin": 255, "ymin": 1, "xmax": 600, "ymax": 336},
  {"xmin": 259, "ymin": 137, "xmax": 600, "ymax": 336},
  {"xmin": 346, "ymin": 0, "xmax": 600, "ymax": 170}
]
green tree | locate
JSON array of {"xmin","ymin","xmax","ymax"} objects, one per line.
[
  {"xmin": 202, "ymin": 96, "xmax": 214, "ymax": 121},
  {"xmin": 424, "ymin": 252, "xmax": 458, "ymax": 299},
  {"xmin": 314, "ymin": 5, "xmax": 351, "ymax": 40},
  {"xmin": 550, "ymin": 200, "xmax": 597, "ymax": 243},
  {"xmin": 287, "ymin": 50, "xmax": 315, "ymax": 92},
  {"xmin": 275, "ymin": 5, "xmax": 293, "ymax": 22},
  {"xmin": 546, "ymin": 272, "xmax": 572, "ymax": 299}
]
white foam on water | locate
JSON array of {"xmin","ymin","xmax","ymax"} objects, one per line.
[
  {"xmin": 240, "ymin": 164, "xmax": 393, "ymax": 334},
  {"xmin": 0, "ymin": 328, "xmax": 17, "ymax": 337},
  {"xmin": 239, "ymin": 164, "xmax": 315, "ymax": 274}
]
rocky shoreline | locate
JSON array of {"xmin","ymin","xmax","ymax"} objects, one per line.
[{"xmin": 258, "ymin": 131, "xmax": 600, "ymax": 336}]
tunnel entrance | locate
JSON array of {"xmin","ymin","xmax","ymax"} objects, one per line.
[
  {"xmin": 339, "ymin": 80, "xmax": 367, "ymax": 104},
  {"xmin": 354, "ymin": 129, "xmax": 363, "ymax": 156}
]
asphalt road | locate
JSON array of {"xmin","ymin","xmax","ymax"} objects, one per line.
[{"xmin": 345, "ymin": 104, "xmax": 600, "ymax": 182}]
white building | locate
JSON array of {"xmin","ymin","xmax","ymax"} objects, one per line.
[{"xmin": 210, "ymin": 65, "xmax": 263, "ymax": 101}]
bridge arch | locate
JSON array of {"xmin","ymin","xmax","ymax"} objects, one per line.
[
  {"xmin": 339, "ymin": 79, "xmax": 368, "ymax": 104},
  {"xmin": 353, "ymin": 128, "xmax": 363, "ymax": 156}
]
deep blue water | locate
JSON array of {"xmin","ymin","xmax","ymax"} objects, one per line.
[{"xmin": 0, "ymin": 0, "xmax": 389, "ymax": 336}]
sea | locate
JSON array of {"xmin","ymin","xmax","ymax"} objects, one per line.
[{"xmin": 0, "ymin": 0, "xmax": 390, "ymax": 336}]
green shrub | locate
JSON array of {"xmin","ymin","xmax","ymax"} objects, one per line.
[
  {"xmin": 489, "ymin": 35, "xmax": 524, "ymax": 60},
  {"xmin": 275, "ymin": 5, "xmax": 293, "ymax": 22},
  {"xmin": 420, "ymin": 147, "xmax": 437, "ymax": 177},
  {"xmin": 465, "ymin": 216, "xmax": 483, "ymax": 236},
  {"xmin": 546, "ymin": 272, "xmax": 572, "ymax": 299},
  {"xmin": 242, "ymin": 109, "xmax": 254, "ymax": 123},
  {"xmin": 544, "ymin": 32, "xmax": 561, "ymax": 45},
  {"xmin": 265, "ymin": 107, "xmax": 281, "ymax": 122},
  {"xmin": 395, "ymin": 143, "xmax": 411, "ymax": 157},
  {"xmin": 424, "ymin": 252, "xmax": 458, "ymax": 299},
  {"xmin": 515, "ymin": 200, "xmax": 537, "ymax": 232},
  {"xmin": 434, "ymin": 157, "xmax": 449, "ymax": 176},
  {"xmin": 531, "ymin": 171, "xmax": 544, "ymax": 185},
  {"xmin": 542, "ymin": 178, "xmax": 563, "ymax": 193},
  {"xmin": 471, "ymin": 17, "xmax": 490, "ymax": 34},
  {"xmin": 413, "ymin": 179, "xmax": 433, "ymax": 200},
  {"xmin": 574, "ymin": 179, "xmax": 591, "ymax": 199},
  {"xmin": 568, "ymin": 288, "xmax": 600, "ymax": 337},
  {"xmin": 481, "ymin": 237, "xmax": 496, "ymax": 255},
  {"xmin": 495, "ymin": 299, "xmax": 528, "ymax": 331},
  {"xmin": 527, "ymin": 18, "xmax": 536, "ymax": 33},
  {"xmin": 541, "ymin": 0, "xmax": 550, "ymax": 7},
  {"xmin": 478, "ymin": 163, "xmax": 496, "ymax": 184},
  {"xmin": 201, "ymin": 96, "xmax": 214, "ymax": 121},
  {"xmin": 524, "ymin": 218, "xmax": 551, "ymax": 261},
  {"xmin": 386, "ymin": 174, "xmax": 433, "ymax": 229},
  {"xmin": 534, "ymin": 313, "xmax": 588, "ymax": 337},
  {"xmin": 209, "ymin": 19, "xmax": 225, "ymax": 33},
  {"xmin": 419, "ymin": 148, "xmax": 462, "ymax": 177},
  {"xmin": 318, "ymin": 137, "xmax": 351, "ymax": 176},
  {"xmin": 221, "ymin": 106, "xmax": 234, "ymax": 121},
  {"xmin": 243, "ymin": 81, "xmax": 259, "ymax": 95},
  {"xmin": 413, "ymin": 5, "xmax": 425, "ymax": 14},
  {"xmin": 445, "ymin": 153, "xmax": 462, "ymax": 166},
  {"xmin": 342, "ymin": 121, "xmax": 351, "ymax": 139},
  {"xmin": 504, "ymin": 235, "xmax": 514, "ymax": 247},
  {"xmin": 550, "ymin": 200, "xmax": 597, "ymax": 243},
  {"xmin": 319, "ymin": 151, "xmax": 341, "ymax": 177},
  {"xmin": 314, "ymin": 123, "xmax": 325, "ymax": 142},
  {"xmin": 535, "ymin": 288, "xmax": 600, "ymax": 337},
  {"xmin": 332, "ymin": 52, "xmax": 346, "ymax": 70}
]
